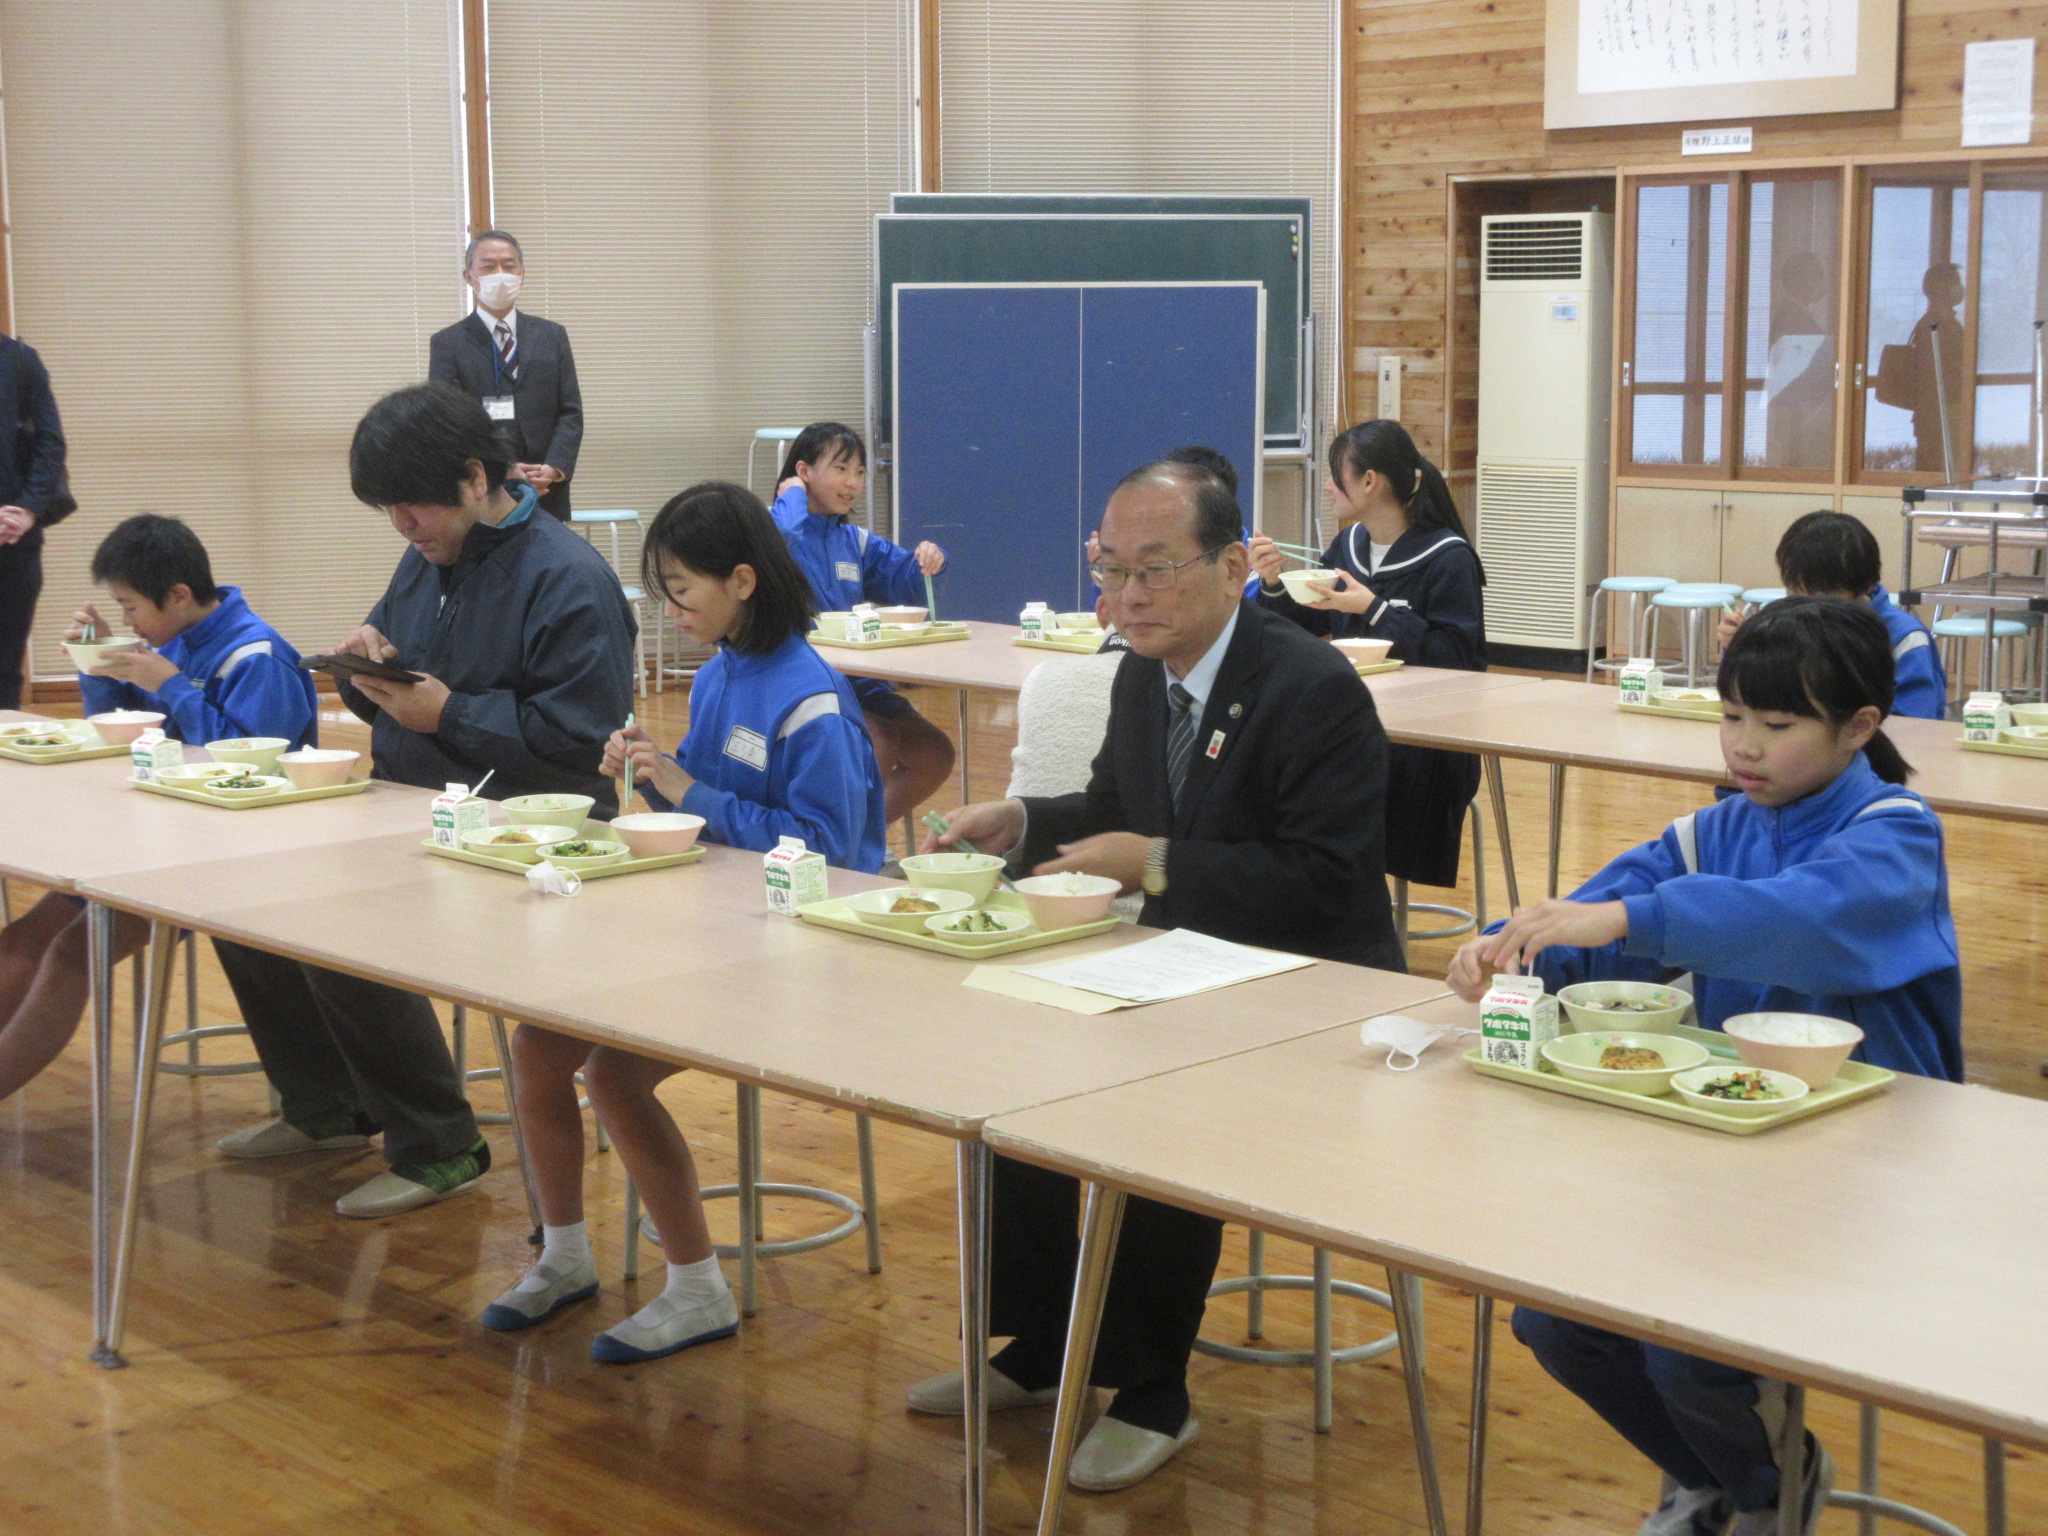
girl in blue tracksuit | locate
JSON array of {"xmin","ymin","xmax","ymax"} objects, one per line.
[
  {"xmin": 1720, "ymin": 510, "xmax": 1946, "ymax": 720},
  {"xmin": 1250, "ymin": 419, "xmax": 1487, "ymax": 886},
  {"xmin": 488, "ymin": 481, "xmax": 886, "ymax": 1365},
  {"xmin": 771, "ymin": 420, "xmax": 955, "ymax": 824},
  {"xmin": 0, "ymin": 514, "xmax": 317, "ymax": 1106},
  {"xmin": 1449, "ymin": 598, "xmax": 1962, "ymax": 1536}
]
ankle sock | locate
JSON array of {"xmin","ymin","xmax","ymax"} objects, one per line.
[{"xmin": 541, "ymin": 1221, "xmax": 591, "ymax": 1270}]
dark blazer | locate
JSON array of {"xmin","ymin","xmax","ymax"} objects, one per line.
[
  {"xmin": 1019, "ymin": 600, "xmax": 1404, "ymax": 971},
  {"xmin": 428, "ymin": 310, "xmax": 583, "ymax": 518}
]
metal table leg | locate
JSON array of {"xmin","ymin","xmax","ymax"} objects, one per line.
[
  {"xmin": 1466, "ymin": 1295, "xmax": 1494, "ymax": 1536},
  {"xmin": 486, "ymin": 1015, "xmax": 543, "ymax": 1239},
  {"xmin": 86, "ymin": 901, "xmax": 118, "ymax": 1364},
  {"xmin": 957, "ymin": 688, "xmax": 972, "ymax": 805},
  {"xmin": 1389, "ymin": 1270, "xmax": 1450, "ymax": 1536},
  {"xmin": 737, "ymin": 1082, "xmax": 762, "ymax": 1316},
  {"xmin": 1482, "ymin": 757, "xmax": 1521, "ymax": 912},
  {"xmin": 1775, "ymin": 1384, "xmax": 1808, "ymax": 1536},
  {"xmin": 959, "ymin": 1140, "xmax": 994, "ymax": 1536},
  {"xmin": 1035, "ymin": 1178, "xmax": 1127, "ymax": 1536},
  {"xmin": 1985, "ymin": 1440, "xmax": 2007, "ymax": 1536},
  {"xmin": 1547, "ymin": 765, "xmax": 1566, "ymax": 900},
  {"xmin": 102, "ymin": 921, "xmax": 177, "ymax": 1367}
]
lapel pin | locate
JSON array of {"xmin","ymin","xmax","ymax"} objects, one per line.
[
  {"xmin": 1228, "ymin": 702, "xmax": 1242, "ymax": 719},
  {"xmin": 1206, "ymin": 730, "xmax": 1226, "ymax": 759}
]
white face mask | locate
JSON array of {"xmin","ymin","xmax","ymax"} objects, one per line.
[
  {"xmin": 475, "ymin": 271, "xmax": 522, "ymax": 311},
  {"xmin": 1358, "ymin": 1014, "xmax": 1470, "ymax": 1071}
]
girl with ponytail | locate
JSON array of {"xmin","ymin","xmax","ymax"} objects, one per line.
[
  {"xmin": 1447, "ymin": 595, "xmax": 1961, "ymax": 1536},
  {"xmin": 1250, "ymin": 418, "xmax": 1486, "ymax": 887}
]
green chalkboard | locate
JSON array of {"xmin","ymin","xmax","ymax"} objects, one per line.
[{"xmin": 876, "ymin": 208, "xmax": 1307, "ymax": 443}]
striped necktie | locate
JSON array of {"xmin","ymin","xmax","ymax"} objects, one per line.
[
  {"xmin": 494, "ymin": 321, "xmax": 518, "ymax": 382},
  {"xmin": 1165, "ymin": 682, "xmax": 1197, "ymax": 808}
]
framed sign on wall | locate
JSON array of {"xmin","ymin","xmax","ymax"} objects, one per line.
[{"xmin": 1544, "ymin": 0, "xmax": 1902, "ymax": 130}]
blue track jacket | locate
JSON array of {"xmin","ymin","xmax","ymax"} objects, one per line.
[
  {"xmin": 79, "ymin": 586, "xmax": 317, "ymax": 749},
  {"xmin": 1511, "ymin": 754, "xmax": 1963, "ymax": 1081},
  {"xmin": 639, "ymin": 630, "xmax": 886, "ymax": 873},
  {"xmin": 1868, "ymin": 585, "xmax": 1946, "ymax": 721},
  {"xmin": 771, "ymin": 484, "xmax": 926, "ymax": 611}
]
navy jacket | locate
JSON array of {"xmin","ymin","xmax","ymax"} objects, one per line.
[
  {"xmin": 1258, "ymin": 522, "xmax": 1488, "ymax": 886},
  {"xmin": 340, "ymin": 487, "xmax": 636, "ymax": 808},
  {"xmin": 0, "ymin": 335, "xmax": 66, "ymax": 536}
]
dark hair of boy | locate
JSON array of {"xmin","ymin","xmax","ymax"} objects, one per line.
[
  {"xmin": 642, "ymin": 481, "xmax": 818, "ymax": 657},
  {"xmin": 1162, "ymin": 444, "xmax": 1241, "ymax": 499},
  {"xmin": 777, "ymin": 421, "xmax": 866, "ymax": 482},
  {"xmin": 1718, "ymin": 595, "xmax": 1911, "ymax": 784},
  {"xmin": 1114, "ymin": 459, "xmax": 1245, "ymax": 555},
  {"xmin": 1775, "ymin": 510, "xmax": 1881, "ymax": 597},
  {"xmin": 89, "ymin": 513, "xmax": 220, "ymax": 607},
  {"xmin": 349, "ymin": 383, "xmax": 512, "ymax": 509}
]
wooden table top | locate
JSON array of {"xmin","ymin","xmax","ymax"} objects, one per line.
[
  {"xmin": 985, "ymin": 991, "xmax": 2048, "ymax": 1451},
  {"xmin": 0, "ymin": 746, "xmax": 437, "ymax": 891},
  {"xmin": 76, "ymin": 835, "xmax": 1450, "ymax": 1134},
  {"xmin": 811, "ymin": 621, "xmax": 1053, "ymax": 692},
  {"xmin": 1376, "ymin": 679, "xmax": 2048, "ymax": 826}
]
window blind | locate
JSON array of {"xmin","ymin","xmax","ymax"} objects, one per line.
[
  {"xmin": 2, "ymin": 0, "xmax": 466, "ymax": 681},
  {"xmin": 937, "ymin": 0, "xmax": 1340, "ymax": 443},
  {"xmin": 486, "ymin": 0, "xmax": 914, "ymax": 560}
]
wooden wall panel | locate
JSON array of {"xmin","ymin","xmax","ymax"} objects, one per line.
[{"xmin": 1346, "ymin": 0, "xmax": 2048, "ymax": 467}]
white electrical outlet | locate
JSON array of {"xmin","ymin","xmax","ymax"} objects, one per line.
[{"xmin": 1377, "ymin": 354, "xmax": 1402, "ymax": 422}]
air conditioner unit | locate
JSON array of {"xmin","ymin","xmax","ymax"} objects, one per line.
[{"xmin": 1476, "ymin": 212, "xmax": 1613, "ymax": 651}]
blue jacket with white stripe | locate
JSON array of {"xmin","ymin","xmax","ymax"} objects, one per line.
[
  {"xmin": 78, "ymin": 586, "xmax": 317, "ymax": 750},
  {"xmin": 770, "ymin": 484, "xmax": 926, "ymax": 611},
  {"xmin": 1868, "ymin": 585, "xmax": 1946, "ymax": 720},
  {"xmin": 637, "ymin": 629, "xmax": 887, "ymax": 873},
  {"xmin": 1506, "ymin": 753, "xmax": 1963, "ymax": 1081}
]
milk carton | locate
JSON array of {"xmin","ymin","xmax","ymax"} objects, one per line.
[
  {"xmin": 1963, "ymin": 691, "xmax": 2007, "ymax": 743},
  {"xmin": 1019, "ymin": 601, "xmax": 1052, "ymax": 637},
  {"xmin": 130, "ymin": 728, "xmax": 184, "ymax": 783},
  {"xmin": 764, "ymin": 836, "xmax": 829, "ymax": 914},
  {"xmin": 849, "ymin": 604, "xmax": 882, "ymax": 643},
  {"xmin": 431, "ymin": 782, "xmax": 490, "ymax": 848},
  {"xmin": 1480, "ymin": 975, "xmax": 1559, "ymax": 1071},
  {"xmin": 1617, "ymin": 658, "xmax": 1662, "ymax": 707}
]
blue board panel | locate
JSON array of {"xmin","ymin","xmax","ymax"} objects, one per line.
[
  {"xmin": 1079, "ymin": 285, "xmax": 1264, "ymax": 541},
  {"xmin": 893, "ymin": 286, "xmax": 1085, "ymax": 621}
]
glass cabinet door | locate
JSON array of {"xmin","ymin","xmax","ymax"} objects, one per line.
[
  {"xmin": 1975, "ymin": 170, "xmax": 2048, "ymax": 480},
  {"xmin": 1859, "ymin": 172, "xmax": 1970, "ymax": 478},
  {"xmin": 1628, "ymin": 179, "xmax": 1728, "ymax": 468},
  {"xmin": 1736, "ymin": 172, "xmax": 1840, "ymax": 477}
]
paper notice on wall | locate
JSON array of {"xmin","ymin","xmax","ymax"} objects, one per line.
[
  {"xmin": 1577, "ymin": 0, "xmax": 1859, "ymax": 96},
  {"xmin": 1963, "ymin": 39, "xmax": 2036, "ymax": 148}
]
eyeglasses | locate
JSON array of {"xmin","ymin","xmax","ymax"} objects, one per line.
[{"xmin": 1090, "ymin": 546, "xmax": 1228, "ymax": 592}]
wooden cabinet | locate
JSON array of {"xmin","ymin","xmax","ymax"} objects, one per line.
[
  {"xmin": 1719, "ymin": 492, "xmax": 1832, "ymax": 591},
  {"xmin": 1616, "ymin": 486, "xmax": 1861, "ymax": 590}
]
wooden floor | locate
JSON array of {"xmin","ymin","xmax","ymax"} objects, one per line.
[{"xmin": 0, "ymin": 675, "xmax": 2040, "ymax": 1535}]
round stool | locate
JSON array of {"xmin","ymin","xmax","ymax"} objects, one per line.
[
  {"xmin": 1651, "ymin": 586, "xmax": 1736, "ymax": 687},
  {"xmin": 1740, "ymin": 586, "xmax": 1787, "ymax": 609},
  {"xmin": 1393, "ymin": 801, "xmax": 1490, "ymax": 951},
  {"xmin": 1586, "ymin": 576, "xmax": 1675, "ymax": 683},
  {"xmin": 1933, "ymin": 614, "xmax": 2031, "ymax": 703}
]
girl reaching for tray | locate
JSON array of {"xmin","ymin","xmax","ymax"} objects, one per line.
[
  {"xmin": 1446, "ymin": 597, "xmax": 1962, "ymax": 1536},
  {"xmin": 481, "ymin": 482, "xmax": 885, "ymax": 1361}
]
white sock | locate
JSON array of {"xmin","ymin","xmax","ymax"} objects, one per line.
[
  {"xmin": 603, "ymin": 1255, "xmax": 736, "ymax": 1352},
  {"xmin": 541, "ymin": 1221, "xmax": 591, "ymax": 1269},
  {"xmin": 489, "ymin": 1228, "xmax": 598, "ymax": 1320}
]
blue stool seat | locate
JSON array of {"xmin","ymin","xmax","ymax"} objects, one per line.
[
  {"xmin": 572, "ymin": 509, "xmax": 642, "ymax": 524},
  {"xmin": 1589, "ymin": 576, "xmax": 1678, "ymax": 682},
  {"xmin": 1741, "ymin": 587, "xmax": 1787, "ymax": 606},
  {"xmin": 1652, "ymin": 587, "xmax": 1732, "ymax": 609},
  {"xmin": 1934, "ymin": 616, "xmax": 2028, "ymax": 639},
  {"xmin": 1600, "ymin": 575, "xmax": 1675, "ymax": 594}
]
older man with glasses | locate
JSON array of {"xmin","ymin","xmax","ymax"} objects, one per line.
[{"xmin": 908, "ymin": 458, "xmax": 1403, "ymax": 1493}]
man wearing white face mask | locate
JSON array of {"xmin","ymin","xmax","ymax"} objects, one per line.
[{"xmin": 428, "ymin": 230, "xmax": 584, "ymax": 520}]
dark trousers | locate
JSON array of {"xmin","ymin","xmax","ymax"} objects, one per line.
[
  {"xmin": 211, "ymin": 939, "xmax": 478, "ymax": 1168},
  {"xmin": 0, "ymin": 530, "xmax": 43, "ymax": 710},
  {"xmin": 1512, "ymin": 1308, "xmax": 1788, "ymax": 1512},
  {"xmin": 987, "ymin": 1155, "xmax": 1224, "ymax": 1392}
]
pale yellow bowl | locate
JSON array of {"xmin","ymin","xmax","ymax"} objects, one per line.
[
  {"xmin": 462, "ymin": 824, "xmax": 577, "ymax": 863},
  {"xmin": 899, "ymin": 851, "xmax": 1007, "ymax": 902},
  {"xmin": 205, "ymin": 737, "xmax": 292, "ymax": 774},
  {"xmin": 1557, "ymin": 980, "xmax": 1693, "ymax": 1034},
  {"xmin": 1539, "ymin": 1032, "xmax": 1712, "ymax": 1096},
  {"xmin": 1277, "ymin": 568, "xmax": 1338, "ymax": 605},
  {"xmin": 924, "ymin": 909, "xmax": 1034, "ymax": 944},
  {"xmin": 63, "ymin": 637, "xmax": 142, "ymax": 675},
  {"xmin": 503, "ymin": 793, "xmax": 596, "ymax": 827},
  {"xmin": 536, "ymin": 837, "xmax": 631, "ymax": 872},
  {"xmin": 844, "ymin": 886, "xmax": 975, "ymax": 931},
  {"xmin": 156, "ymin": 763, "xmax": 238, "ymax": 786},
  {"xmin": 1056, "ymin": 612, "xmax": 1103, "ymax": 633},
  {"xmin": 814, "ymin": 611, "xmax": 855, "ymax": 640},
  {"xmin": 1669, "ymin": 1064, "xmax": 1810, "ymax": 1118},
  {"xmin": 204, "ymin": 773, "xmax": 291, "ymax": 802}
]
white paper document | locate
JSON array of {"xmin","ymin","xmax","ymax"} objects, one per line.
[
  {"xmin": 1963, "ymin": 38, "xmax": 2035, "ymax": 148},
  {"xmin": 1013, "ymin": 929, "xmax": 1311, "ymax": 1005},
  {"xmin": 1577, "ymin": 0, "xmax": 1858, "ymax": 96}
]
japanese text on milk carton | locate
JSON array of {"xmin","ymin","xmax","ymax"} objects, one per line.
[
  {"xmin": 130, "ymin": 728, "xmax": 184, "ymax": 783},
  {"xmin": 1480, "ymin": 975, "xmax": 1559, "ymax": 1071},
  {"xmin": 1618, "ymin": 659, "xmax": 1662, "ymax": 707},
  {"xmin": 764, "ymin": 836, "xmax": 829, "ymax": 915},
  {"xmin": 1963, "ymin": 691, "xmax": 2007, "ymax": 744},
  {"xmin": 431, "ymin": 783, "xmax": 490, "ymax": 849}
]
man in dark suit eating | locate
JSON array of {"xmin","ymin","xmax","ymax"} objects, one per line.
[
  {"xmin": 428, "ymin": 230, "xmax": 583, "ymax": 519},
  {"xmin": 908, "ymin": 458, "xmax": 1403, "ymax": 1491}
]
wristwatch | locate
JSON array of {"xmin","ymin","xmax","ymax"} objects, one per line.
[{"xmin": 1141, "ymin": 836, "xmax": 1170, "ymax": 897}]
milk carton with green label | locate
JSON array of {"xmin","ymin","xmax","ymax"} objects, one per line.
[
  {"xmin": 1019, "ymin": 601, "xmax": 1052, "ymax": 637},
  {"xmin": 431, "ymin": 783, "xmax": 489, "ymax": 848},
  {"xmin": 1963, "ymin": 691, "xmax": 2008, "ymax": 743},
  {"xmin": 1617, "ymin": 659, "xmax": 1662, "ymax": 707},
  {"xmin": 130, "ymin": 728, "xmax": 184, "ymax": 783},
  {"xmin": 1480, "ymin": 975, "xmax": 1558, "ymax": 1070},
  {"xmin": 849, "ymin": 604, "xmax": 882, "ymax": 643},
  {"xmin": 764, "ymin": 836, "xmax": 829, "ymax": 915}
]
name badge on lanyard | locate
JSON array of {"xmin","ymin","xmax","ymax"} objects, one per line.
[
  {"xmin": 724, "ymin": 725, "xmax": 770, "ymax": 771},
  {"xmin": 484, "ymin": 395, "xmax": 516, "ymax": 423}
]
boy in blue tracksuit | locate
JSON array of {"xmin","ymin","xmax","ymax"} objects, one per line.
[
  {"xmin": 1721, "ymin": 510, "xmax": 1946, "ymax": 720},
  {"xmin": 1449, "ymin": 600, "xmax": 1960, "ymax": 1536},
  {"xmin": 0, "ymin": 515, "xmax": 316, "ymax": 1107},
  {"xmin": 71, "ymin": 514, "xmax": 317, "ymax": 749},
  {"xmin": 770, "ymin": 420, "xmax": 954, "ymax": 825},
  {"xmin": 489, "ymin": 481, "xmax": 885, "ymax": 1364}
]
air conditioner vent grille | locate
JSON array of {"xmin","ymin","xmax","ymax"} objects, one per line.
[
  {"xmin": 1484, "ymin": 219, "xmax": 1585, "ymax": 282},
  {"xmin": 1477, "ymin": 462, "xmax": 1587, "ymax": 646}
]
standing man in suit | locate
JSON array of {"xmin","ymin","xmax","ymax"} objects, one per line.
[
  {"xmin": 907, "ymin": 460, "xmax": 1403, "ymax": 1492},
  {"xmin": 428, "ymin": 230, "xmax": 583, "ymax": 519},
  {"xmin": 0, "ymin": 332, "xmax": 69, "ymax": 708}
]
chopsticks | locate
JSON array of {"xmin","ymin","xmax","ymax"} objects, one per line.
[
  {"xmin": 1263, "ymin": 538, "xmax": 1327, "ymax": 562},
  {"xmin": 921, "ymin": 811, "xmax": 1016, "ymax": 892},
  {"xmin": 619, "ymin": 711, "xmax": 635, "ymax": 810},
  {"xmin": 924, "ymin": 570, "xmax": 939, "ymax": 623}
]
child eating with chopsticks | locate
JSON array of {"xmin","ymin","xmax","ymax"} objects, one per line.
[
  {"xmin": 483, "ymin": 481, "xmax": 884, "ymax": 1361},
  {"xmin": 1446, "ymin": 598, "xmax": 1962, "ymax": 1536}
]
